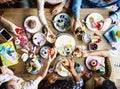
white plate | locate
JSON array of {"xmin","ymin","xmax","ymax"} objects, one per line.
[
  {"xmin": 86, "ymin": 13, "xmax": 104, "ymax": 31},
  {"xmin": 33, "ymin": 32, "xmax": 46, "ymax": 46},
  {"xmin": 85, "ymin": 56, "xmax": 105, "ymax": 70},
  {"xmin": 40, "ymin": 46, "xmax": 50, "ymax": 59},
  {"xmin": 55, "ymin": 33, "xmax": 76, "ymax": 56},
  {"xmin": 24, "ymin": 16, "xmax": 42, "ymax": 33},
  {"xmin": 53, "ymin": 13, "xmax": 71, "ymax": 32},
  {"xmin": 26, "ymin": 59, "xmax": 43, "ymax": 74},
  {"xmin": 56, "ymin": 61, "xmax": 70, "ymax": 77}
]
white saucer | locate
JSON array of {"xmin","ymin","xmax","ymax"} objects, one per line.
[
  {"xmin": 32, "ymin": 32, "xmax": 46, "ymax": 46},
  {"xmin": 24, "ymin": 16, "xmax": 42, "ymax": 33}
]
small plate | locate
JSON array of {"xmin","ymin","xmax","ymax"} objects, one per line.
[
  {"xmin": 24, "ymin": 16, "xmax": 42, "ymax": 33},
  {"xmin": 53, "ymin": 13, "xmax": 71, "ymax": 32},
  {"xmin": 40, "ymin": 46, "xmax": 50, "ymax": 59},
  {"xmin": 56, "ymin": 61, "xmax": 70, "ymax": 77},
  {"xmin": 26, "ymin": 59, "xmax": 43, "ymax": 74},
  {"xmin": 55, "ymin": 33, "xmax": 76, "ymax": 56},
  {"xmin": 85, "ymin": 56, "xmax": 105, "ymax": 70},
  {"xmin": 86, "ymin": 13, "xmax": 104, "ymax": 31},
  {"xmin": 33, "ymin": 32, "xmax": 46, "ymax": 46}
]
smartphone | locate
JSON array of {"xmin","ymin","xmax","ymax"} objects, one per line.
[{"xmin": 0, "ymin": 28, "xmax": 13, "ymax": 41}]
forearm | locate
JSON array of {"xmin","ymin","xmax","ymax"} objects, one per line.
[
  {"xmin": 0, "ymin": 16, "xmax": 14, "ymax": 27},
  {"xmin": 87, "ymin": 50, "xmax": 110, "ymax": 57},
  {"xmin": 37, "ymin": 0, "xmax": 47, "ymax": 25},
  {"xmin": 70, "ymin": 69, "xmax": 81, "ymax": 82},
  {"xmin": 72, "ymin": 0, "xmax": 82, "ymax": 19},
  {"xmin": 104, "ymin": 58, "xmax": 112, "ymax": 78},
  {"xmin": 34, "ymin": 62, "xmax": 51, "ymax": 84}
]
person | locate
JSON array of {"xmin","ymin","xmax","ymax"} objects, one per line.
[
  {"xmin": 0, "ymin": 48, "xmax": 57, "ymax": 89},
  {"xmin": 0, "ymin": 16, "xmax": 24, "ymax": 36},
  {"xmin": 0, "ymin": 0, "xmax": 30, "ymax": 8},
  {"xmin": 82, "ymin": 50, "xmax": 117, "ymax": 89},
  {"xmin": 72, "ymin": 0, "xmax": 120, "ymax": 34},
  {"xmin": 38, "ymin": 57, "xmax": 84, "ymax": 89},
  {"xmin": 37, "ymin": 0, "xmax": 71, "ymax": 43}
]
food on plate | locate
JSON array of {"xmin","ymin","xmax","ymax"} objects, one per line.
[
  {"xmin": 47, "ymin": 34, "xmax": 56, "ymax": 43},
  {"xmin": 48, "ymin": 48, "xmax": 55, "ymax": 56},
  {"xmin": 27, "ymin": 20, "xmax": 36, "ymax": 29},
  {"xmin": 62, "ymin": 59, "xmax": 69, "ymax": 66},
  {"xmin": 26, "ymin": 61, "xmax": 39, "ymax": 72},
  {"xmin": 89, "ymin": 16, "xmax": 103, "ymax": 30},
  {"xmin": 89, "ymin": 43, "xmax": 98, "ymax": 51},
  {"xmin": 89, "ymin": 59, "xmax": 99, "ymax": 71},
  {"xmin": 90, "ymin": 59, "xmax": 98, "ymax": 67}
]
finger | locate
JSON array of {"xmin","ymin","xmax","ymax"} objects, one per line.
[
  {"xmin": 52, "ymin": 10, "xmax": 57, "ymax": 16},
  {"xmin": 1, "ymin": 66, "xmax": 6, "ymax": 74},
  {"xmin": 61, "ymin": 62, "xmax": 69, "ymax": 69}
]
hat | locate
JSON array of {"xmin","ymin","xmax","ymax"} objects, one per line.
[{"xmin": 85, "ymin": 56, "xmax": 105, "ymax": 70}]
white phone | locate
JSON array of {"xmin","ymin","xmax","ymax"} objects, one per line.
[{"xmin": 0, "ymin": 28, "xmax": 13, "ymax": 41}]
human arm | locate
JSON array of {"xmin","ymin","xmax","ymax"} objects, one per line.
[
  {"xmin": 0, "ymin": 66, "xmax": 14, "ymax": 75},
  {"xmin": 101, "ymin": 1, "xmax": 120, "ymax": 31},
  {"xmin": 82, "ymin": 50, "xmax": 112, "ymax": 77},
  {"xmin": 33, "ymin": 48, "xmax": 57, "ymax": 85},
  {"xmin": 0, "ymin": 16, "xmax": 24, "ymax": 35},
  {"xmin": 82, "ymin": 50, "xmax": 110, "ymax": 58},
  {"xmin": 51, "ymin": 0, "xmax": 67, "ymax": 16},
  {"xmin": 37, "ymin": 0, "xmax": 47, "ymax": 25},
  {"xmin": 72, "ymin": 0, "xmax": 83, "ymax": 34},
  {"xmin": 62, "ymin": 57, "xmax": 81, "ymax": 82}
]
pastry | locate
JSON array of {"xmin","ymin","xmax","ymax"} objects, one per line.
[
  {"xmin": 27, "ymin": 20, "xmax": 36, "ymax": 29},
  {"xmin": 90, "ymin": 60, "xmax": 98, "ymax": 67}
]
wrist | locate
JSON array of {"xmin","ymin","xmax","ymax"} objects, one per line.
[{"xmin": 69, "ymin": 68, "xmax": 76, "ymax": 74}]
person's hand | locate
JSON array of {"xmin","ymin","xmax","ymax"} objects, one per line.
[
  {"xmin": 46, "ymin": 26, "xmax": 56, "ymax": 43},
  {"xmin": 0, "ymin": 66, "xmax": 14, "ymax": 75},
  {"xmin": 101, "ymin": 18, "xmax": 112, "ymax": 31},
  {"xmin": 1, "ymin": 16, "xmax": 24, "ymax": 36},
  {"xmin": 62, "ymin": 57, "xmax": 75, "ymax": 73},
  {"xmin": 10, "ymin": 24, "xmax": 24, "ymax": 36},
  {"xmin": 48, "ymin": 48, "xmax": 57, "ymax": 64},
  {"xmin": 73, "ymin": 18, "xmax": 82, "ymax": 35},
  {"xmin": 51, "ymin": 3, "xmax": 64, "ymax": 16}
]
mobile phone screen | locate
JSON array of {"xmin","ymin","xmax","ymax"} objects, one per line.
[{"xmin": 1, "ymin": 30, "xmax": 12, "ymax": 40}]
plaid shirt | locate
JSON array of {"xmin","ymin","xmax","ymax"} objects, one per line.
[{"xmin": 48, "ymin": 79, "xmax": 84, "ymax": 89}]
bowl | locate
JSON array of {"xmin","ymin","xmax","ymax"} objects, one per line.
[{"xmin": 89, "ymin": 43, "xmax": 98, "ymax": 51}]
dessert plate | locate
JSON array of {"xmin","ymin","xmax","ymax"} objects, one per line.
[
  {"xmin": 33, "ymin": 32, "xmax": 46, "ymax": 46},
  {"xmin": 55, "ymin": 33, "xmax": 76, "ymax": 56},
  {"xmin": 24, "ymin": 16, "xmax": 42, "ymax": 33},
  {"xmin": 53, "ymin": 13, "xmax": 71, "ymax": 32},
  {"xmin": 86, "ymin": 13, "xmax": 104, "ymax": 31},
  {"xmin": 40, "ymin": 46, "xmax": 50, "ymax": 59},
  {"xmin": 56, "ymin": 61, "xmax": 70, "ymax": 77},
  {"xmin": 26, "ymin": 59, "xmax": 43, "ymax": 74},
  {"xmin": 85, "ymin": 56, "xmax": 104, "ymax": 70}
]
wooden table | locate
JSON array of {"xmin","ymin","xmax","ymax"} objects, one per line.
[{"xmin": 0, "ymin": 8, "xmax": 120, "ymax": 84}]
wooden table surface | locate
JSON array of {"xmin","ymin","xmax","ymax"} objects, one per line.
[{"xmin": 0, "ymin": 8, "xmax": 120, "ymax": 84}]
